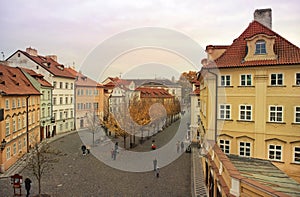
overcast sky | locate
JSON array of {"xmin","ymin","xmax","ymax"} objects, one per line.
[{"xmin": 1, "ymin": 0, "xmax": 299, "ymax": 80}]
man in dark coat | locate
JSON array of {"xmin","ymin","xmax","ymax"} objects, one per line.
[{"xmin": 25, "ymin": 178, "xmax": 31, "ymax": 197}]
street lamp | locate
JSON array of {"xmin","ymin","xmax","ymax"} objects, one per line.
[{"xmin": 1, "ymin": 139, "xmax": 7, "ymax": 151}]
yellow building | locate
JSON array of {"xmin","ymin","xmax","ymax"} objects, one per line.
[
  {"xmin": 0, "ymin": 64, "xmax": 41, "ymax": 173},
  {"xmin": 198, "ymin": 9, "xmax": 300, "ymax": 183}
]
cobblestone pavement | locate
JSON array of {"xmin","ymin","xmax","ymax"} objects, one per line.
[{"xmin": 0, "ymin": 131, "xmax": 191, "ymax": 196}]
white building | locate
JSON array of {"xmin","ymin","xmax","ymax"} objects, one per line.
[{"xmin": 7, "ymin": 47, "xmax": 76, "ymax": 135}]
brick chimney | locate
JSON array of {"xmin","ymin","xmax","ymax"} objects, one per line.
[
  {"xmin": 254, "ymin": 8, "xmax": 272, "ymax": 29},
  {"xmin": 26, "ymin": 47, "xmax": 38, "ymax": 56}
]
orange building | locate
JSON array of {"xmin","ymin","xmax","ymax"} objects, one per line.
[{"xmin": 0, "ymin": 63, "xmax": 41, "ymax": 173}]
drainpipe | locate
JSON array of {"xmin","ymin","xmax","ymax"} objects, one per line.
[
  {"xmin": 207, "ymin": 69, "xmax": 218, "ymax": 142},
  {"xmin": 26, "ymin": 95, "xmax": 30, "ymax": 152}
]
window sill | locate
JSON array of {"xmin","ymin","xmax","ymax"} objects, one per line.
[
  {"xmin": 292, "ymin": 85, "xmax": 300, "ymax": 87},
  {"xmin": 267, "ymin": 85, "xmax": 286, "ymax": 87},
  {"xmin": 217, "ymin": 119, "xmax": 233, "ymax": 121},
  {"xmin": 218, "ymin": 86, "xmax": 233, "ymax": 88},
  {"xmin": 266, "ymin": 121, "xmax": 286, "ymax": 124},
  {"xmin": 270, "ymin": 160, "xmax": 284, "ymax": 164},
  {"xmin": 237, "ymin": 120, "xmax": 254, "ymax": 123},
  {"xmin": 292, "ymin": 123, "xmax": 300, "ymax": 125},
  {"xmin": 290, "ymin": 162, "xmax": 300, "ymax": 165},
  {"xmin": 237, "ymin": 86, "xmax": 255, "ymax": 88}
]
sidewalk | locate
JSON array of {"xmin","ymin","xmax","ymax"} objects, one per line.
[
  {"xmin": 191, "ymin": 145, "xmax": 208, "ymax": 197},
  {"xmin": 0, "ymin": 130, "xmax": 78, "ymax": 179}
]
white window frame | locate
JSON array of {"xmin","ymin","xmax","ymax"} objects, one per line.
[
  {"xmin": 13, "ymin": 143, "xmax": 17, "ymax": 155},
  {"xmin": 239, "ymin": 142, "xmax": 251, "ymax": 157},
  {"xmin": 6, "ymin": 146, "xmax": 11, "ymax": 160},
  {"xmin": 294, "ymin": 146, "xmax": 300, "ymax": 164},
  {"xmin": 5, "ymin": 99, "xmax": 9, "ymax": 109},
  {"xmin": 270, "ymin": 73, "xmax": 283, "ymax": 86},
  {"xmin": 240, "ymin": 74, "xmax": 252, "ymax": 86},
  {"xmin": 269, "ymin": 105, "xmax": 283, "ymax": 122},
  {"xmin": 255, "ymin": 40, "xmax": 266, "ymax": 54},
  {"xmin": 220, "ymin": 75, "xmax": 231, "ymax": 86},
  {"xmin": 219, "ymin": 104, "xmax": 231, "ymax": 120},
  {"xmin": 239, "ymin": 105, "xmax": 252, "ymax": 121},
  {"xmin": 295, "ymin": 106, "xmax": 300, "ymax": 123},
  {"xmin": 5, "ymin": 120, "xmax": 10, "ymax": 136},
  {"xmin": 268, "ymin": 144, "xmax": 282, "ymax": 161},
  {"xmin": 219, "ymin": 139, "xmax": 230, "ymax": 154}
]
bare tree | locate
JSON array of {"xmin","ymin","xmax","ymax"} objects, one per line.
[{"xmin": 26, "ymin": 138, "xmax": 60, "ymax": 195}]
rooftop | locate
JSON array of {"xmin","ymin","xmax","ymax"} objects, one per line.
[{"xmin": 228, "ymin": 154, "xmax": 300, "ymax": 197}]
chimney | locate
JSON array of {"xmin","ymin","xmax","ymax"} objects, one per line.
[
  {"xmin": 254, "ymin": 8, "xmax": 272, "ymax": 29},
  {"xmin": 26, "ymin": 47, "xmax": 38, "ymax": 56},
  {"xmin": 46, "ymin": 55, "xmax": 57, "ymax": 62}
]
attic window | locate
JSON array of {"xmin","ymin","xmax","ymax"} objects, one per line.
[{"xmin": 255, "ymin": 40, "xmax": 266, "ymax": 54}]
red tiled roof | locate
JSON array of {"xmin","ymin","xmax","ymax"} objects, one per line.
[
  {"xmin": 0, "ymin": 64, "xmax": 41, "ymax": 95},
  {"xmin": 66, "ymin": 67, "xmax": 104, "ymax": 87},
  {"xmin": 205, "ymin": 20, "xmax": 300, "ymax": 68},
  {"xmin": 12, "ymin": 50, "xmax": 76, "ymax": 79},
  {"xmin": 136, "ymin": 87, "xmax": 173, "ymax": 98},
  {"xmin": 21, "ymin": 68, "xmax": 52, "ymax": 88}
]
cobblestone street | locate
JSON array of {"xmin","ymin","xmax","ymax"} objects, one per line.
[{"xmin": 0, "ymin": 131, "xmax": 191, "ymax": 196}]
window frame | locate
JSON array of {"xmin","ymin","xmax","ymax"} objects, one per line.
[
  {"xmin": 239, "ymin": 141, "xmax": 251, "ymax": 157},
  {"xmin": 240, "ymin": 74, "xmax": 252, "ymax": 86},
  {"xmin": 239, "ymin": 105, "xmax": 252, "ymax": 121},
  {"xmin": 255, "ymin": 40, "xmax": 266, "ymax": 54},
  {"xmin": 219, "ymin": 139, "xmax": 230, "ymax": 154},
  {"xmin": 268, "ymin": 144, "xmax": 282, "ymax": 161},
  {"xmin": 219, "ymin": 104, "xmax": 231, "ymax": 120},
  {"xmin": 270, "ymin": 73, "xmax": 283, "ymax": 86},
  {"xmin": 220, "ymin": 75, "xmax": 231, "ymax": 86},
  {"xmin": 269, "ymin": 105, "xmax": 283, "ymax": 122},
  {"xmin": 294, "ymin": 146, "xmax": 300, "ymax": 164},
  {"xmin": 295, "ymin": 106, "xmax": 300, "ymax": 123},
  {"xmin": 296, "ymin": 73, "xmax": 300, "ymax": 85}
]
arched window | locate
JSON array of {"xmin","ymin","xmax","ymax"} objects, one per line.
[{"xmin": 255, "ymin": 40, "xmax": 266, "ymax": 54}]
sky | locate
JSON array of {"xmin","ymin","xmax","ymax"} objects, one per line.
[{"xmin": 1, "ymin": 0, "xmax": 300, "ymax": 81}]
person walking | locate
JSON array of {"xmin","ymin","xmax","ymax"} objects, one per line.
[
  {"xmin": 155, "ymin": 167, "xmax": 160, "ymax": 178},
  {"xmin": 153, "ymin": 158, "xmax": 157, "ymax": 171},
  {"xmin": 24, "ymin": 178, "xmax": 32, "ymax": 197},
  {"xmin": 181, "ymin": 141, "xmax": 184, "ymax": 152}
]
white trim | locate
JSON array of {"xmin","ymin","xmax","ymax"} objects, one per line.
[
  {"xmin": 269, "ymin": 105, "xmax": 284, "ymax": 122},
  {"xmin": 293, "ymin": 146, "xmax": 300, "ymax": 164},
  {"xmin": 239, "ymin": 104, "xmax": 252, "ymax": 121},
  {"xmin": 240, "ymin": 74, "xmax": 252, "ymax": 86},
  {"xmin": 270, "ymin": 73, "xmax": 284, "ymax": 86}
]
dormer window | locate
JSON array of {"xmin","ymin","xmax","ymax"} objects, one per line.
[{"xmin": 255, "ymin": 40, "xmax": 266, "ymax": 54}]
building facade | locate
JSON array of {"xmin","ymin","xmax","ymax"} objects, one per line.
[
  {"xmin": 0, "ymin": 64, "xmax": 41, "ymax": 173},
  {"xmin": 7, "ymin": 48, "xmax": 76, "ymax": 135},
  {"xmin": 198, "ymin": 9, "xmax": 300, "ymax": 182}
]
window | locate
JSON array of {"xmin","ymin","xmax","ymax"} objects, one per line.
[
  {"xmin": 5, "ymin": 120, "xmax": 10, "ymax": 136},
  {"xmin": 295, "ymin": 107, "xmax": 300, "ymax": 123},
  {"xmin": 70, "ymin": 97, "xmax": 73, "ymax": 104},
  {"xmin": 59, "ymin": 82, "xmax": 63, "ymax": 89},
  {"xmin": 65, "ymin": 97, "xmax": 68, "ymax": 105},
  {"xmin": 240, "ymin": 74, "xmax": 252, "ymax": 86},
  {"xmin": 13, "ymin": 118, "xmax": 16, "ymax": 132},
  {"xmin": 271, "ymin": 73, "xmax": 283, "ymax": 86},
  {"xmin": 93, "ymin": 103, "xmax": 99, "ymax": 110},
  {"xmin": 65, "ymin": 122, "xmax": 68, "ymax": 129},
  {"xmin": 219, "ymin": 104, "xmax": 231, "ymax": 120},
  {"xmin": 22, "ymin": 98, "xmax": 25, "ymax": 107},
  {"xmin": 12, "ymin": 99, "xmax": 16, "ymax": 109},
  {"xmin": 239, "ymin": 142, "xmax": 251, "ymax": 157},
  {"xmin": 219, "ymin": 139, "xmax": 230, "ymax": 154},
  {"xmin": 77, "ymin": 89, "xmax": 81, "ymax": 95},
  {"xmin": 295, "ymin": 73, "xmax": 300, "ymax": 85},
  {"xmin": 269, "ymin": 106, "xmax": 283, "ymax": 122},
  {"xmin": 65, "ymin": 111, "xmax": 68, "ymax": 119},
  {"xmin": 268, "ymin": 144, "xmax": 282, "ymax": 161},
  {"xmin": 6, "ymin": 147, "xmax": 11, "ymax": 160},
  {"xmin": 13, "ymin": 143, "xmax": 16, "ymax": 155},
  {"xmin": 255, "ymin": 40, "xmax": 266, "ymax": 54},
  {"xmin": 60, "ymin": 112, "xmax": 63, "ymax": 120},
  {"xmin": 18, "ymin": 117, "xmax": 21, "ymax": 130},
  {"xmin": 240, "ymin": 105, "xmax": 252, "ymax": 121},
  {"xmin": 53, "ymin": 81, "xmax": 57, "ymax": 88},
  {"xmin": 294, "ymin": 147, "xmax": 300, "ymax": 163},
  {"xmin": 60, "ymin": 97, "xmax": 63, "ymax": 105},
  {"xmin": 80, "ymin": 89, "xmax": 84, "ymax": 95},
  {"xmin": 47, "ymin": 91, "xmax": 50, "ymax": 100},
  {"xmin": 17, "ymin": 99, "xmax": 20, "ymax": 108},
  {"xmin": 70, "ymin": 110, "xmax": 73, "ymax": 118},
  {"xmin": 70, "ymin": 83, "xmax": 73, "ymax": 89},
  {"xmin": 220, "ymin": 75, "xmax": 231, "ymax": 86},
  {"xmin": 53, "ymin": 97, "xmax": 57, "ymax": 105},
  {"xmin": 65, "ymin": 82, "xmax": 69, "ymax": 89},
  {"xmin": 5, "ymin": 99, "xmax": 10, "ymax": 109},
  {"xmin": 18, "ymin": 140, "xmax": 21, "ymax": 151},
  {"xmin": 41, "ymin": 91, "xmax": 45, "ymax": 100}
]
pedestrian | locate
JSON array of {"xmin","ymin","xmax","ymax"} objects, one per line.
[
  {"xmin": 176, "ymin": 141, "xmax": 180, "ymax": 153},
  {"xmin": 81, "ymin": 145, "xmax": 87, "ymax": 155},
  {"xmin": 181, "ymin": 141, "xmax": 184, "ymax": 152},
  {"xmin": 153, "ymin": 158, "xmax": 157, "ymax": 171},
  {"xmin": 25, "ymin": 178, "xmax": 31, "ymax": 197},
  {"xmin": 115, "ymin": 142, "xmax": 119, "ymax": 153},
  {"xmin": 155, "ymin": 167, "xmax": 160, "ymax": 178}
]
